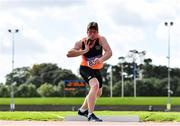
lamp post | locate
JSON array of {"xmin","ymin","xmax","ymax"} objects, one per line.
[
  {"xmin": 119, "ymin": 56, "xmax": 125, "ymax": 97},
  {"xmin": 8, "ymin": 29, "xmax": 19, "ymax": 111},
  {"xmin": 129, "ymin": 50, "xmax": 138, "ymax": 97},
  {"xmin": 138, "ymin": 51, "xmax": 146, "ymax": 80},
  {"xmin": 164, "ymin": 21, "xmax": 173, "ymax": 111}
]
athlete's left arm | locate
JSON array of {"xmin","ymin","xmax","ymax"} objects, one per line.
[{"xmin": 98, "ymin": 36, "xmax": 112, "ymax": 63}]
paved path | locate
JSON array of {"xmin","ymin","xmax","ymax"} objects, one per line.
[{"xmin": 0, "ymin": 121, "xmax": 180, "ymax": 126}]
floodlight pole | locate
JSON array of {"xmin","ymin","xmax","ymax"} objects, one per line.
[
  {"xmin": 8, "ymin": 29, "xmax": 19, "ymax": 111},
  {"xmin": 119, "ymin": 56, "xmax": 125, "ymax": 97},
  {"xmin": 164, "ymin": 21, "xmax": 173, "ymax": 111},
  {"xmin": 129, "ymin": 50, "xmax": 138, "ymax": 97}
]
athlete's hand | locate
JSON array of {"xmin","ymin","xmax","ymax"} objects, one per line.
[
  {"xmin": 94, "ymin": 58, "xmax": 103, "ymax": 64},
  {"xmin": 84, "ymin": 39, "xmax": 91, "ymax": 53}
]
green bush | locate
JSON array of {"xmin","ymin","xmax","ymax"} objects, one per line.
[
  {"xmin": 16, "ymin": 83, "xmax": 38, "ymax": 97},
  {"xmin": 113, "ymin": 81, "xmax": 121, "ymax": 96},
  {"xmin": 124, "ymin": 81, "xmax": 133, "ymax": 96},
  {"xmin": 37, "ymin": 83, "xmax": 55, "ymax": 97},
  {"xmin": 137, "ymin": 79, "xmax": 158, "ymax": 96},
  {"xmin": 170, "ymin": 76, "xmax": 180, "ymax": 96},
  {"xmin": 102, "ymin": 85, "xmax": 110, "ymax": 97},
  {"xmin": 0, "ymin": 84, "xmax": 10, "ymax": 97},
  {"xmin": 53, "ymin": 81, "xmax": 65, "ymax": 97}
]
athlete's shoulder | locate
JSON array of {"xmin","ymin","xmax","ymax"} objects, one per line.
[
  {"xmin": 74, "ymin": 39, "xmax": 84, "ymax": 49},
  {"xmin": 98, "ymin": 35, "xmax": 107, "ymax": 44},
  {"xmin": 81, "ymin": 37, "xmax": 87, "ymax": 42},
  {"xmin": 76, "ymin": 37, "xmax": 86, "ymax": 45}
]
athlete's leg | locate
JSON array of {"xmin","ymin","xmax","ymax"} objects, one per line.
[
  {"xmin": 79, "ymin": 66, "xmax": 102, "ymax": 115},
  {"xmin": 79, "ymin": 95, "xmax": 88, "ymax": 110},
  {"xmin": 79, "ymin": 66, "xmax": 92, "ymax": 111},
  {"xmin": 97, "ymin": 87, "xmax": 102, "ymax": 97},
  {"xmin": 80, "ymin": 87, "xmax": 102, "ymax": 110},
  {"xmin": 94, "ymin": 70, "xmax": 102, "ymax": 97},
  {"xmin": 87, "ymin": 78, "xmax": 99, "ymax": 113},
  {"xmin": 80, "ymin": 70, "xmax": 102, "ymax": 111},
  {"xmin": 80, "ymin": 87, "xmax": 102, "ymax": 111}
]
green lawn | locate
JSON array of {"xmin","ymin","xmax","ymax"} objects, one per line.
[
  {"xmin": 0, "ymin": 97, "xmax": 180, "ymax": 105},
  {"xmin": 0, "ymin": 111, "xmax": 180, "ymax": 122}
]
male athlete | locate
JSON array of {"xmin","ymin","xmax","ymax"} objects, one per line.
[{"xmin": 67, "ymin": 22, "xmax": 112, "ymax": 122}]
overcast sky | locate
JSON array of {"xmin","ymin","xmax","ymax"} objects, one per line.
[{"xmin": 0, "ymin": 0, "xmax": 180, "ymax": 83}]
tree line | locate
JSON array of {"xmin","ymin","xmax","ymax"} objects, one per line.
[{"xmin": 0, "ymin": 58, "xmax": 180, "ymax": 97}]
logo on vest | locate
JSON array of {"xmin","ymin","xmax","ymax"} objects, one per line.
[{"xmin": 95, "ymin": 45, "xmax": 101, "ymax": 50}]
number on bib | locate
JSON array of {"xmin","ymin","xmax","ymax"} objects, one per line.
[{"xmin": 87, "ymin": 59, "xmax": 96, "ymax": 67}]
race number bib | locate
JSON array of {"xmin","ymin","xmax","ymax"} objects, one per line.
[
  {"xmin": 87, "ymin": 59, "xmax": 96, "ymax": 67},
  {"xmin": 86, "ymin": 55, "xmax": 102, "ymax": 67}
]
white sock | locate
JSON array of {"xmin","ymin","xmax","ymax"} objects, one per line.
[
  {"xmin": 79, "ymin": 108, "xmax": 87, "ymax": 112},
  {"xmin": 88, "ymin": 113, "xmax": 92, "ymax": 117}
]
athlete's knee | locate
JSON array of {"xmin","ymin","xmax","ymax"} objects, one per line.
[
  {"xmin": 89, "ymin": 78, "xmax": 99, "ymax": 91},
  {"xmin": 92, "ymin": 83, "xmax": 99, "ymax": 91}
]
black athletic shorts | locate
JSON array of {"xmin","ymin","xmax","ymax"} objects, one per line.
[{"xmin": 79, "ymin": 66, "xmax": 102, "ymax": 88}]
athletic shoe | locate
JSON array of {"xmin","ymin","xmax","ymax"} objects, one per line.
[
  {"xmin": 78, "ymin": 109, "xmax": 88, "ymax": 117},
  {"xmin": 88, "ymin": 113, "xmax": 103, "ymax": 122}
]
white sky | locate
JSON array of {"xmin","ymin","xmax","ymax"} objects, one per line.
[{"xmin": 0, "ymin": 0, "xmax": 180, "ymax": 83}]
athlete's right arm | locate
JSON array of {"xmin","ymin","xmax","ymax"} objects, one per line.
[{"xmin": 66, "ymin": 40, "xmax": 89, "ymax": 57}]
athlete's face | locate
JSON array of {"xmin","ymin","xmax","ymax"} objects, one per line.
[{"xmin": 87, "ymin": 29, "xmax": 98, "ymax": 40}]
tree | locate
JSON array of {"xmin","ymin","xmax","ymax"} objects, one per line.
[
  {"xmin": 0, "ymin": 84, "xmax": 10, "ymax": 97},
  {"xmin": 5, "ymin": 63, "xmax": 79, "ymax": 88},
  {"xmin": 16, "ymin": 83, "xmax": 38, "ymax": 97},
  {"xmin": 3, "ymin": 55, "xmax": 180, "ymax": 97},
  {"xmin": 54, "ymin": 69, "xmax": 79, "ymax": 84},
  {"xmin": 5, "ymin": 67, "xmax": 31, "ymax": 86},
  {"xmin": 29, "ymin": 63, "xmax": 59, "ymax": 85},
  {"xmin": 144, "ymin": 58, "xmax": 152, "ymax": 65},
  {"xmin": 25, "ymin": 76, "xmax": 43, "ymax": 88},
  {"xmin": 28, "ymin": 63, "xmax": 78, "ymax": 86}
]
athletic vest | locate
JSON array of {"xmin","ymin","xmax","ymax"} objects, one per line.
[{"xmin": 80, "ymin": 37, "xmax": 103, "ymax": 69}]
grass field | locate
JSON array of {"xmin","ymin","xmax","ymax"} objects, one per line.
[
  {"xmin": 0, "ymin": 111, "xmax": 180, "ymax": 122},
  {"xmin": 1, "ymin": 97, "xmax": 180, "ymax": 122},
  {"xmin": 0, "ymin": 97, "xmax": 180, "ymax": 105}
]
